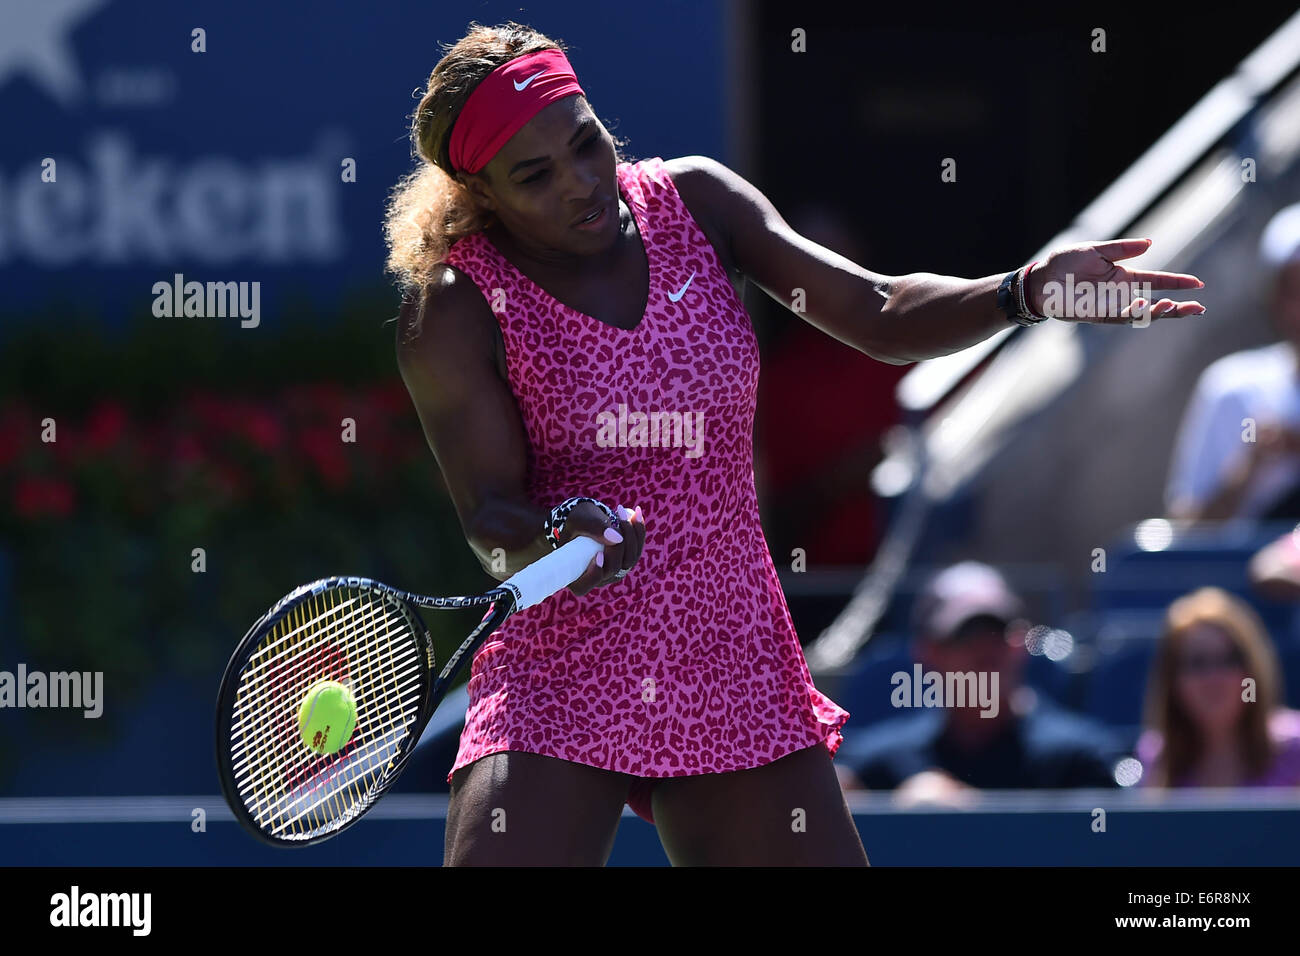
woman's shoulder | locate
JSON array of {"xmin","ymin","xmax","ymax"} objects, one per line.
[
  {"xmin": 655, "ymin": 155, "xmax": 737, "ymax": 202},
  {"xmin": 395, "ymin": 258, "xmax": 501, "ymax": 358},
  {"xmin": 624, "ymin": 155, "xmax": 736, "ymax": 205},
  {"xmin": 620, "ymin": 156, "xmax": 715, "ymax": 237}
]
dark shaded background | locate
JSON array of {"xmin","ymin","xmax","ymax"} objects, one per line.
[{"xmin": 749, "ymin": 1, "xmax": 1299, "ymax": 566}]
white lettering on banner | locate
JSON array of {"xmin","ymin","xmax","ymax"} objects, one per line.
[{"xmin": 0, "ymin": 132, "xmax": 344, "ymax": 265}]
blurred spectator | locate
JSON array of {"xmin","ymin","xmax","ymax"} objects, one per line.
[
  {"xmin": 836, "ymin": 562, "xmax": 1125, "ymax": 805},
  {"xmin": 1166, "ymin": 203, "xmax": 1300, "ymax": 522},
  {"xmin": 1137, "ymin": 587, "xmax": 1300, "ymax": 787},
  {"xmin": 1247, "ymin": 529, "xmax": 1300, "ymax": 602}
]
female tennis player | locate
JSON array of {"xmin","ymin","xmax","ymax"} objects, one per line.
[{"xmin": 383, "ymin": 21, "xmax": 1205, "ymax": 866}]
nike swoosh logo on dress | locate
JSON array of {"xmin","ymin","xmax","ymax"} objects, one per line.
[
  {"xmin": 668, "ymin": 271, "xmax": 696, "ymax": 302},
  {"xmin": 514, "ymin": 70, "xmax": 548, "ymax": 91}
]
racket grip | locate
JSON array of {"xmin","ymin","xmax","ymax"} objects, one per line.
[{"xmin": 502, "ymin": 535, "xmax": 605, "ymax": 610}]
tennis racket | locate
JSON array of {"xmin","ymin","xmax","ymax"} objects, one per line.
[{"xmin": 215, "ymin": 534, "xmax": 602, "ymax": 847}]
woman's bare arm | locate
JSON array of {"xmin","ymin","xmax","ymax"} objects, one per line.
[
  {"xmin": 395, "ymin": 267, "xmax": 643, "ymax": 590},
  {"xmin": 667, "ymin": 155, "xmax": 1204, "ymax": 365}
]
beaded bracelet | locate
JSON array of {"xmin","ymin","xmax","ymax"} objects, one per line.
[
  {"xmin": 542, "ymin": 496, "xmax": 620, "ymax": 551},
  {"xmin": 997, "ymin": 260, "xmax": 1048, "ymax": 327},
  {"xmin": 1017, "ymin": 260, "xmax": 1046, "ymax": 322}
]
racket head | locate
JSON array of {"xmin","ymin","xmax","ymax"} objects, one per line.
[{"xmin": 215, "ymin": 576, "xmax": 438, "ymax": 847}]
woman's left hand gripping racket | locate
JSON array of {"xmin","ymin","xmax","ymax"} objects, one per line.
[{"xmin": 215, "ymin": 535, "xmax": 602, "ymax": 847}]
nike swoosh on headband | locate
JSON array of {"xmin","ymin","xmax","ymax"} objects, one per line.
[
  {"xmin": 514, "ymin": 70, "xmax": 549, "ymax": 91},
  {"xmin": 668, "ymin": 271, "xmax": 697, "ymax": 302}
]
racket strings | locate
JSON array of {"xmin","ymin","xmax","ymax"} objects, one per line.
[
  {"xmin": 239, "ymin": 590, "xmax": 410, "ymax": 836},
  {"xmin": 253, "ymin": 587, "xmax": 400, "ymax": 827},
  {"xmin": 274, "ymin": 591, "xmax": 402, "ymax": 833},
  {"xmin": 227, "ymin": 585, "xmax": 426, "ymax": 840},
  {"xmin": 230, "ymin": 602, "xmax": 413, "ymax": 775},
  {"xmin": 230, "ymin": 597, "xmax": 421, "ymax": 753}
]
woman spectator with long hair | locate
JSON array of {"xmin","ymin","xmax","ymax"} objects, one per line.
[{"xmin": 1138, "ymin": 587, "xmax": 1300, "ymax": 788}]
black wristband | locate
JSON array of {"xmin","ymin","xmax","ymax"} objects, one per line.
[
  {"xmin": 997, "ymin": 266, "xmax": 1047, "ymax": 327},
  {"xmin": 542, "ymin": 496, "xmax": 619, "ymax": 550},
  {"xmin": 996, "ymin": 269, "xmax": 1020, "ymax": 325}
]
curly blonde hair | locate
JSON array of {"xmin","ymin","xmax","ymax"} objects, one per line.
[{"xmin": 383, "ymin": 21, "xmax": 627, "ymax": 295}]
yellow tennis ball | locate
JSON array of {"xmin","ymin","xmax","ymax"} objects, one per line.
[{"xmin": 298, "ymin": 679, "xmax": 357, "ymax": 756}]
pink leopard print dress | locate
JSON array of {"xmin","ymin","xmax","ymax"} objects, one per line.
[{"xmin": 442, "ymin": 156, "xmax": 848, "ymax": 825}]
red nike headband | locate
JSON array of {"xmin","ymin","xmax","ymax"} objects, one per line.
[{"xmin": 448, "ymin": 49, "xmax": 586, "ymax": 176}]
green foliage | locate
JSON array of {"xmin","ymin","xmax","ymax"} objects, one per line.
[{"xmin": 0, "ymin": 295, "xmax": 491, "ymax": 758}]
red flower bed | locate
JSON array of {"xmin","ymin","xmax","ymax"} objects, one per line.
[{"xmin": 0, "ymin": 382, "xmax": 435, "ymax": 526}]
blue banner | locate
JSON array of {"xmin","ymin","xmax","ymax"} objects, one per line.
[{"xmin": 0, "ymin": 0, "xmax": 728, "ymax": 327}]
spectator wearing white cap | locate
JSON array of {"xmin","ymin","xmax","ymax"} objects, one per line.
[{"xmin": 1166, "ymin": 203, "xmax": 1300, "ymax": 522}]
